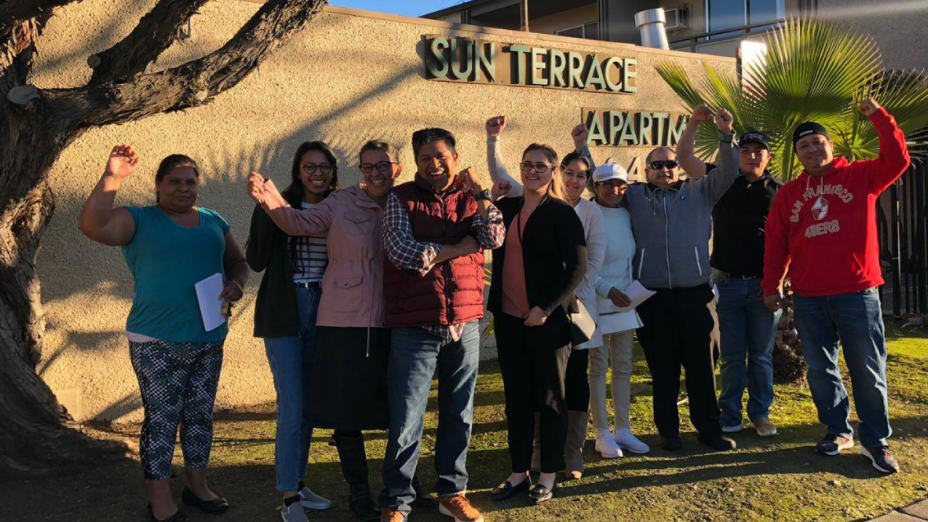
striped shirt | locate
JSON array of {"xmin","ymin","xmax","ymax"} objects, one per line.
[{"xmin": 290, "ymin": 202, "xmax": 328, "ymax": 283}]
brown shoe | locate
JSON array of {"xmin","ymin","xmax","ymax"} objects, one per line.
[
  {"xmin": 438, "ymin": 494, "xmax": 484, "ymax": 522},
  {"xmin": 380, "ymin": 508, "xmax": 406, "ymax": 522}
]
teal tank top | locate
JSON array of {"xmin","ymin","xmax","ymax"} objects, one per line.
[{"xmin": 121, "ymin": 206, "xmax": 231, "ymax": 342}]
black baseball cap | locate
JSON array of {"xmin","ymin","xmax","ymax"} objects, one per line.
[
  {"xmin": 741, "ymin": 130, "xmax": 770, "ymax": 150},
  {"xmin": 792, "ymin": 122, "xmax": 830, "ymax": 147}
]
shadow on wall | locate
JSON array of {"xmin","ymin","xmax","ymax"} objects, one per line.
[{"xmin": 38, "ymin": 48, "xmax": 443, "ymax": 422}]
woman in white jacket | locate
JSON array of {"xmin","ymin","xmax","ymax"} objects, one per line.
[
  {"xmin": 486, "ymin": 116, "xmax": 606, "ymax": 479},
  {"xmin": 588, "ymin": 162, "xmax": 650, "ymax": 456}
]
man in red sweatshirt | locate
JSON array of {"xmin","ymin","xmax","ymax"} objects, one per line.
[{"xmin": 762, "ymin": 100, "xmax": 910, "ymax": 474}]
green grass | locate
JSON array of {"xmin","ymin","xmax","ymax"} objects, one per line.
[{"xmin": 5, "ymin": 321, "xmax": 928, "ymax": 521}]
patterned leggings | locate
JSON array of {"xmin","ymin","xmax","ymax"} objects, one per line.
[{"xmin": 129, "ymin": 339, "xmax": 224, "ymax": 480}]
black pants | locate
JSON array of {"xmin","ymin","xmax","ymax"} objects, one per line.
[
  {"xmin": 495, "ymin": 313, "xmax": 571, "ymax": 473},
  {"xmin": 636, "ymin": 285, "xmax": 722, "ymax": 440},
  {"xmin": 565, "ymin": 348, "xmax": 590, "ymax": 412}
]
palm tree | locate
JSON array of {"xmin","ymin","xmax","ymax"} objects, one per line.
[
  {"xmin": 657, "ymin": 18, "xmax": 928, "ymax": 181},
  {"xmin": 656, "ymin": 18, "xmax": 928, "ymax": 382}
]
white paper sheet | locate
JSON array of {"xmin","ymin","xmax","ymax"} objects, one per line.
[
  {"xmin": 595, "ymin": 280, "xmax": 655, "ymax": 334},
  {"xmin": 195, "ymin": 273, "xmax": 227, "ymax": 332},
  {"xmin": 615, "ymin": 280, "xmax": 656, "ymax": 313}
]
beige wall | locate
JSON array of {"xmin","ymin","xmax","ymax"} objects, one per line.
[
  {"xmin": 34, "ymin": 3, "xmax": 734, "ymax": 422},
  {"xmin": 531, "ymin": 4, "xmax": 599, "ymax": 35}
]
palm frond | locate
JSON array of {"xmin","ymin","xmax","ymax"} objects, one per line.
[{"xmin": 659, "ymin": 17, "xmax": 927, "ymax": 181}]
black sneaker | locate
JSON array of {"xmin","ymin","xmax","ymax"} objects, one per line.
[
  {"xmin": 816, "ymin": 434, "xmax": 854, "ymax": 456},
  {"xmin": 698, "ymin": 434, "xmax": 737, "ymax": 451},
  {"xmin": 860, "ymin": 446, "xmax": 900, "ymax": 474},
  {"xmin": 660, "ymin": 436, "xmax": 683, "ymax": 451}
]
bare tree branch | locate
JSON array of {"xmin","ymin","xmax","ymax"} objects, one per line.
[
  {"xmin": 42, "ymin": 0, "xmax": 327, "ymax": 128},
  {"xmin": 0, "ymin": 0, "xmax": 80, "ymax": 28},
  {"xmin": 86, "ymin": 0, "xmax": 211, "ymax": 86},
  {"xmin": 0, "ymin": 15, "xmax": 48, "ymax": 96}
]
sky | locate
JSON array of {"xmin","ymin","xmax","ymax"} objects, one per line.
[{"xmin": 329, "ymin": 0, "xmax": 464, "ymax": 18}]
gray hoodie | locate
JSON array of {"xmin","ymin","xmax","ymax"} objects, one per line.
[{"xmin": 624, "ymin": 137, "xmax": 740, "ymax": 289}]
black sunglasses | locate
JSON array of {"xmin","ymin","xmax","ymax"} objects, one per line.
[{"xmin": 649, "ymin": 160, "xmax": 679, "ymax": 170}]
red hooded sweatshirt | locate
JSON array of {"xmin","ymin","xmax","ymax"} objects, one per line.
[{"xmin": 762, "ymin": 108, "xmax": 910, "ymax": 298}]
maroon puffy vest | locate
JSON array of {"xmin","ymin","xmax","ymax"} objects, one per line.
[{"xmin": 383, "ymin": 176, "xmax": 485, "ymax": 328}]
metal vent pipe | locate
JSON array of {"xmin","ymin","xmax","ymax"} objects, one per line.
[{"xmin": 635, "ymin": 8, "xmax": 670, "ymax": 50}]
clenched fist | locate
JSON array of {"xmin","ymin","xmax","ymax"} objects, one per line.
[
  {"xmin": 692, "ymin": 104, "xmax": 714, "ymax": 122},
  {"xmin": 715, "ymin": 108, "xmax": 734, "ymax": 134},
  {"xmin": 859, "ymin": 99, "xmax": 882, "ymax": 117},
  {"xmin": 571, "ymin": 123, "xmax": 591, "ymax": 151},
  {"xmin": 486, "ymin": 115, "xmax": 507, "ymax": 137}
]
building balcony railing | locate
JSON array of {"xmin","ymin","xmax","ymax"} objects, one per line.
[{"xmin": 669, "ymin": 19, "xmax": 786, "ymax": 56}]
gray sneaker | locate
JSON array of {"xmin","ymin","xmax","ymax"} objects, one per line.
[
  {"xmin": 281, "ymin": 500, "xmax": 309, "ymax": 522},
  {"xmin": 298, "ymin": 486, "xmax": 332, "ymax": 510},
  {"xmin": 752, "ymin": 417, "xmax": 778, "ymax": 438}
]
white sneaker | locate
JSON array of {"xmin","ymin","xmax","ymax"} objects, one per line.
[
  {"xmin": 614, "ymin": 428, "xmax": 650, "ymax": 454},
  {"xmin": 298, "ymin": 486, "xmax": 332, "ymax": 510},
  {"xmin": 595, "ymin": 429, "xmax": 623, "ymax": 458},
  {"xmin": 722, "ymin": 424, "xmax": 744, "ymax": 433},
  {"xmin": 281, "ymin": 500, "xmax": 310, "ymax": 522}
]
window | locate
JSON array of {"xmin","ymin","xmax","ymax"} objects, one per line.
[
  {"xmin": 556, "ymin": 22, "xmax": 600, "ymax": 40},
  {"xmin": 707, "ymin": 0, "xmax": 784, "ymax": 32}
]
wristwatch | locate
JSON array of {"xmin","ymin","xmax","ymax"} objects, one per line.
[
  {"xmin": 718, "ymin": 131, "xmax": 735, "ymax": 144},
  {"xmin": 475, "ymin": 189, "xmax": 491, "ymax": 201}
]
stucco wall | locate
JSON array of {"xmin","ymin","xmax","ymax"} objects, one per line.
[{"xmin": 34, "ymin": 3, "xmax": 734, "ymax": 422}]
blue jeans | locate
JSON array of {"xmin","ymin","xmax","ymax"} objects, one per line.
[
  {"xmin": 793, "ymin": 287, "xmax": 891, "ymax": 448},
  {"xmin": 379, "ymin": 322, "xmax": 480, "ymax": 515},
  {"xmin": 264, "ymin": 284, "xmax": 321, "ymax": 492},
  {"xmin": 716, "ymin": 276, "xmax": 780, "ymax": 427}
]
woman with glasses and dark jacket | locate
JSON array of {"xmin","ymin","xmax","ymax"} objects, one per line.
[
  {"xmin": 485, "ymin": 116, "xmax": 606, "ymax": 481},
  {"xmin": 245, "ymin": 141, "xmax": 338, "ymax": 522},
  {"xmin": 247, "ymin": 140, "xmax": 433, "ymax": 521},
  {"xmin": 486, "ymin": 142, "xmax": 587, "ymax": 505}
]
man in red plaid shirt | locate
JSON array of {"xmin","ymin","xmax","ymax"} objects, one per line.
[{"xmin": 379, "ymin": 128, "xmax": 504, "ymax": 522}]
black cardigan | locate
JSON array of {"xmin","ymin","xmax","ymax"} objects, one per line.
[
  {"xmin": 245, "ymin": 205, "xmax": 300, "ymax": 338},
  {"xmin": 487, "ymin": 196, "xmax": 587, "ymax": 327}
]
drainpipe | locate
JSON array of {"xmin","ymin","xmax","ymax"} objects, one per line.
[
  {"xmin": 635, "ymin": 8, "xmax": 670, "ymax": 50},
  {"xmin": 520, "ymin": 0, "xmax": 530, "ymax": 32}
]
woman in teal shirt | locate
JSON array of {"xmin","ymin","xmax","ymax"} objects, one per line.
[{"xmin": 79, "ymin": 145, "xmax": 250, "ymax": 522}]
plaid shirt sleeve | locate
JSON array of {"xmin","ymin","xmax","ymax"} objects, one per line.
[
  {"xmin": 473, "ymin": 203, "xmax": 506, "ymax": 250},
  {"xmin": 383, "ymin": 193, "xmax": 442, "ymax": 276}
]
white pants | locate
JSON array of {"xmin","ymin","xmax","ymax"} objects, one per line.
[{"xmin": 588, "ymin": 330, "xmax": 635, "ymax": 431}]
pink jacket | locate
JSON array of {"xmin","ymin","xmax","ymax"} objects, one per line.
[{"xmin": 264, "ymin": 184, "xmax": 386, "ymax": 328}]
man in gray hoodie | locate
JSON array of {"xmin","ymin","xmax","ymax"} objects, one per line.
[{"xmin": 627, "ymin": 105, "xmax": 740, "ymax": 452}]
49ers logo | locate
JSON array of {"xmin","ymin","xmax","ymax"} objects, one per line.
[{"xmin": 811, "ymin": 196, "xmax": 829, "ymax": 221}]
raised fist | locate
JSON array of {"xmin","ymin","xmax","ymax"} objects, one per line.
[
  {"xmin": 105, "ymin": 144, "xmax": 140, "ymax": 180},
  {"xmin": 860, "ymin": 99, "xmax": 881, "ymax": 117},
  {"xmin": 486, "ymin": 115, "xmax": 507, "ymax": 137},
  {"xmin": 692, "ymin": 104, "xmax": 714, "ymax": 122},
  {"xmin": 247, "ymin": 172, "xmax": 283, "ymax": 208},
  {"xmin": 571, "ymin": 123, "xmax": 591, "ymax": 150},
  {"xmin": 491, "ymin": 179, "xmax": 512, "ymax": 200},
  {"xmin": 715, "ymin": 108, "xmax": 734, "ymax": 134},
  {"xmin": 458, "ymin": 167, "xmax": 484, "ymax": 193}
]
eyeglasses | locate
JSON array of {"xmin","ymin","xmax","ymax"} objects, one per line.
[
  {"xmin": 359, "ymin": 161, "xmax": 396, "ymax": 174},
  {"xmin": 520, "ymin": 162, "xmax": 553, "ymax": 173},
  {"xmin": 301, "ymin": 163, "xmax": 334, "ymax": 175},
  {"xmin": 649, "ymin": 160, "xmax": 679, "ymax": 170}
]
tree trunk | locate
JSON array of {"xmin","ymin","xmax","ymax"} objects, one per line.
[
  {"xmin": 0, "ymin": 113, "xmax": 126, "ymax": 476},
  {"xmin": 0, "ymin": 0, "xmax": 325, "ymax": 475}
]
